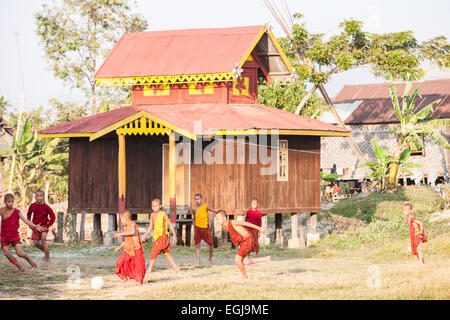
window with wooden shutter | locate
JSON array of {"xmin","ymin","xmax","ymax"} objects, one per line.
[{"xmin": 278, "ymin": 140, "xmax": 288, "ymax": 181}]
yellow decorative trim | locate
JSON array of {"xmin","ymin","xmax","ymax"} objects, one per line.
[
  {"xmin": 233, "ymin": 77, "xmax": 249, "ymax": 96},
  {"xmin": 239, "ymin": 27, "xmax": 266, "ymax": 66},
  {"xmin": 143, "ymin": 84, "xmax": 170, "ymax": 96},
  {"xmin": 96, "ymin": 72, "xmax": 235, "ymax": 87},
  {"xmin": 38, "ymin": 133, "xmax": 92, "ymax": 139},
  {"xmin": 189, "ymin": 82, "xmax": 214, "ymax": 95},
  {"xmin": 208, "ymin": 129, "xmax": 350, "ymax": 137},
  {"xmin": 116, "ymin": 116, "xmax": 170, "ymax": 136},
  {"xmin": 267, "ymin": 30, "xmax": 294, "ymax": 74},
  {"xmin": 89, "ymin": 110, "xmax": 196, "ymax": 141}
]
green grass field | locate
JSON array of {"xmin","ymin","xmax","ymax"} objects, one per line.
[{"xmin": 1, "ymin": 186, "xmax": 449, "ymax": 300}]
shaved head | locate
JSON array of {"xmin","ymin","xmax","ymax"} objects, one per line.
[
  {"xmin": 120, "ymin": 210, "xmax": 132, "ymax": 219},
  {"xmin": 152, "ymin": 199, "xmax": 161, "ymax": 205},
  {"xmin": 4, "ymin": 193, "xmax": 14, "ymax": 201}
]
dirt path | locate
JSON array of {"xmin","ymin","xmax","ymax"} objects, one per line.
[{"xmin": 1, "ymin": 245, "xmax": 448, "ymax": 300}]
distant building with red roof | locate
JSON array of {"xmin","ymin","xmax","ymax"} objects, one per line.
[
  {"xmin": 321, "ymin": 79, "xmax": 450, "ymax": 188},
  {"xmin": 39, "ymin": 25, "xmax": 348, "ymax": 246}
]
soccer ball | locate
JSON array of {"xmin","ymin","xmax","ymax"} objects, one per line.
[{"xmin": 91, "ymin": 276, "xmax": 104, "ymax": 290}]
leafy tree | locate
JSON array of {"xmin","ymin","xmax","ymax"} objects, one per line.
[
  {"xmin": 362, "ymin": 139, "xmax": 421, "ymax": 191},
  {"xmin": 387, "ymin": 82, "xmax": 450, "ymax": 186},
  {"xmin": 279, "ymin": 13, "xmax": 450, "ymax": 114},
  {"xmin": 258, "ymin": 81, "xmax": 326, "ymax": 118},
  {"xmin": 35, "ymin": 0, "xmax": 148, "ymax": 111},
  {"xmin": 0, "ymin": 96, "xmax": 10, "ymax": 115}
]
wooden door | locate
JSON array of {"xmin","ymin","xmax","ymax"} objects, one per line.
[{"xmin": 162, "ymin": 144, "xmax": 190, "ymax": 206}]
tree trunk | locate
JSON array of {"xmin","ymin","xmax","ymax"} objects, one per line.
[
  {"xmin": 388, "ymin": 140, "xmax": 409, "ymax": 187},
  {"xmin": 295, "ymin": 85, "xmax": 317, "ymax": 115}
]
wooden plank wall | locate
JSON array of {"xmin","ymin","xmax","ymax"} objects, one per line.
[
  {"xmin": 68, "ymin": 136, "xmax": 163, "ymax": 213},
  {"xmin": 189, "ymin": 135, "xmax": 321, "ymax": 214}
]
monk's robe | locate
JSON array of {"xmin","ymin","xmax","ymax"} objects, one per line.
[
  {"xmin": 150, "ymin": 211, "xmax": 171, "ymax": 260},
  {"xmin": 408, "ymin": 216, "xmax": 427, "ymax": 258},
  {"xmin": 115, "ymin": 222, "xmax": 146, "ymax": 284},
  {"xmin": 27, "ymin": 202, "xmax": 55, "ymax": 241},
  {"xmin": 1, "ymin": 209, "xmax": 21, "ymax": 247},
  {"xmin": 227, "ymin": 220, "xmax": 253, "ymax": 258},
  {"xmin": 194, "ymin": 204, "xmax": 213, "ymax": 246},
  {"xmin": 245, "ymin": 209, "xmax": 262, "ymax": 254}
]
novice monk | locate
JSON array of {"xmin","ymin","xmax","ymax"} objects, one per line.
[
  {"xmin": 215, "ymin": 210, "xmax": 271, "ymax": 279},
  {"xmin": 1, "ymin": 194, "xmax": 45, "ymax": 272},
  {"xmin": 244, "ymin": 198, "xmax": 262, "ymax": 257},
  {"xmin": 114, "ymin": 211, "xmax": 146, "ymax": 285},
  {"xmin": 190, "ymin": 193, "xmax": 217, "ymax": 265},
  {"xmin": 143, "ymin": 199, "xmax": 179, "ymax": 279},
  {"xmin": 27, "ymin": 190, "xmax": 55, "ymax": 262},
  {"xmin": 403, "ymin": 203, "xmax": 427, "ymax": 264}
]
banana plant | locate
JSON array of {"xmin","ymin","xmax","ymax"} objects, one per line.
[
  {"xmin": 388, "ymin": 82, "xmax": 450, "ymax": 187},
  {"xmin": 362, "ymin": 139, "xmax": 422, "ymax": 190},
  {"xmin": 0, "ymin": 118, "xmax": 68, "ymax": 207}
]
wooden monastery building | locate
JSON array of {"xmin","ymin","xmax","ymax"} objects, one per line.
[{"xmin": 39, "ymin": 25, "xmax": 349, "ymax": 247}]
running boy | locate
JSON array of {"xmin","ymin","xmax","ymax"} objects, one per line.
[
  {"xmin": 143, "ymin": 199, "xmax": 179, "ymax": 279},
  {"xmin": 27, "ymin": 190, "xmax": 56, "ymax": 262},
  {"xmin": 244, "ymin": 198, "xmax": 262, "ymax": 257},
  {"xmin": 190, "ymin": 193, "xmax": 218, "ymax": 265},
  {"xmin": 114, "ymin": 211, "xmax": 146, "ymax": 285},
  {"xmin": 215, "ymin": 210, "xmax": 271, "ymax": 279},
  {"xmin": 403, "ymin": 203, "xmax": 427, "ymax": 264},
  {"xmin": 1, "ymin": 194, "xmax": 45, "ymax": 272}
]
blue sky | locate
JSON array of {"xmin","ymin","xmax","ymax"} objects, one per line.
[{"xmin": 1, "ymin": 0, "xmax": 449, "ymax": 111}]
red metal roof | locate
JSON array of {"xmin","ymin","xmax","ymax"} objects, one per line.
[
  {"xmin": 95, "ymin": 26, "xmax": 265, "ymax": 79},
  {"xmin": 39, "ymin": 104, "xmax": 349, "ymax": 136},
  {"xmin": 333, "ymin": 79, "xmax": 450, "ymax": 124}
]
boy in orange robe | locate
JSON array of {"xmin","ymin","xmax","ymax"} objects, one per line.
[
  {"xmin": 403, "ymin": 203, "xmax": 427, "ymax": 264},
  {"xmin": 114, "ymin": 210, "xmax": 146, "ymax": 285},
  {"xmin": 1, "ymin": 194, "xmax": 45, "ymax": 272},
  {"xmin": 215, "ymin": 210, "xmax": 271, "ymax": 279},
  {"xmin": 143, "ymin": 199, "xmax": 179, "ymax": 280},
  {"xmin": 189, "ymin": 193, "xmax": 217, "ymax": 265}
]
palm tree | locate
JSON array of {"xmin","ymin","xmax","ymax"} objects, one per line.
[{"xmin": 388, "ymin": 82, "xmax": 450, "ymax": 187}]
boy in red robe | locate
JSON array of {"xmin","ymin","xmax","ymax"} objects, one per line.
[
  {"xmin": 403, "ymin": 203, "xmax": 427, "ymax": 264},
  {"xmin": 215, "ymin": 210, "xmax": 271, "ymax": 279},
  {"xmin": 1, "ymin": 194, "xmax": 45, "ymax": 272},
  {"xmin": 114, "ymin": 210, "xmax": 146, "ymax": 285},
  {"xmin": 244, "ymin": 198, "xmax": 262, "ymax": 257},
  {"xmin": 27, "ymin": 190, "xmax": 55, "ymax": 262}
]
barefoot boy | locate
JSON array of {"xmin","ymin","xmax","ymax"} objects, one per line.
[
  {"xmin": 215, "ymin": 210, "xmax": 271, "ymax": 279},
  {"xmin": 27, "ymin": 190, "xmax": 56, "ymax": 262},
  {"xmin": 143, "ymin": 199, "xmax": 179, "ymax": 279},
  {"xmin": 244, "ymin": 198, "xmax": 262, "ymax": 257},
  {"xmin": 403, "ymin": 203, "xmax": 427, "ymax": 264},
  {"xmin": 114, "ymin": 211, "xmax": 146, "ymax": 285},
  {"xmin": 190, "ymin": 193, "xmax": 217, "ymax": 265},
  {"xmin": 1, "ymin": 194, "xmax": 45, "ymax": 272}
]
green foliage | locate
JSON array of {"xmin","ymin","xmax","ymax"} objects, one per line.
[
  {"xmin": 258, "ymin": 81, "xmax": 326, "ymax": 118},
  {"xmin": 320, "ymin": 171, "xmax": 342, "ymax": 184},
  {"xmin": 280, "ymin": 13, "xmax": 450, "ymax": 84},
  {"xmin": 0, "ymin": 96, "xmax": 10, "ymax": 115},
  {"xmin": 361, "ymin": 139, "xmax": 422, "ymax": 191},
  {"xmin": 35, "ymin": 0, "xmax": 148, "ymax": 109},
  {"xmin": 0, "ymin": 118, "xmax": 68, "ymax": 207}
]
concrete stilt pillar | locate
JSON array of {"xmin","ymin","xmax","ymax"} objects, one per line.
[
  {"xmin": 71, "ymin": 212, "xmax": 78, "ymax": 242},
  {"xmin": 56, "ymin": 212, "xmax": 64, "ymax": 243},
  {"xmin": 91, "ymin": 213, "xmax": 103, "ymax": 245},
  {"xmin": 259, "ymin": 214, "xmax": 270, "ymax": 246},
  {"xmin": 79, "ymin": 211, "xmax": 86, "ymax": 242},
  {"xmin": 275, "ymin": 213, "xmax": 284, "ymax": 247},
  {"xmin": 288, "ymin": 213, "xmax": 301, "ymax": 248},
  {"xmin": 104, "ymin": 213, "xmax": 118, "ymax": 245},
  {"xmin": 307, "ymin": 212, "xmax": 320, "ymax": 246}
]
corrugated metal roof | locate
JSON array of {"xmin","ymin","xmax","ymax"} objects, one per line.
[
  {"xmin": 39, "ymin": 104, "xmax": 349, "ymax": 136},
  {"xmin": 96, "ymin": 26, "xmax": 265, "ymax": 78},
  {"xmin": 333, "ymin": 79, "xmax": 450, "ymax": 124}
]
